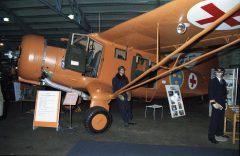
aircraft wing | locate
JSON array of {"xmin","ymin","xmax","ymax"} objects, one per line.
[{"xmin": 99, "ymin": 0, "xmax": 240, "ymax": 53}]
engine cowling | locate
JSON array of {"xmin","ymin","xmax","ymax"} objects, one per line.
[{"xmin": 18, "ymin": 35, "xmax": 45, "ymax": 84}]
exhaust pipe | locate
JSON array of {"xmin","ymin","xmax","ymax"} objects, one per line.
[{"xmin": 42, "ymin": 78, "xmax": 90, "ymax": 100}]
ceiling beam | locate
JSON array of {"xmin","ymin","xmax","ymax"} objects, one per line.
[
  {"xmin": 38, "ymin": 0, "xmax": 90, "ymax": 32},
  {"xmin": 0, "ymin": 27, "xmax": 111, "ymax": 36},
  {"xmin": 20, "ymin": 17, "xmax": 128, "ymax": 23},
  {"xmin": 55, "ymin": 0, "xmax": 63, "ymax": 12},
  {"xmin": 4, "ymin": 0, "xmax": 170, "ymax": 9},
  {"xmin": 0, "ymin": 1, "xmax": 36, "ymax": 34},
  {"xmin": 68, "ymin": 0, "xmax": 91, "ymax": 32},
  {"xmin": 156, "ymin": 0, "xmax": 161, "ymax": 7}
]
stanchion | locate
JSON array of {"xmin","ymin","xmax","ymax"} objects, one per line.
[
  {"xmin": 69, "ymin": 104, "xmax": 73, "ymax": 129},
  {"xmin": 61, "ymin": 92, "xmax": 79, "ymax": 133}
]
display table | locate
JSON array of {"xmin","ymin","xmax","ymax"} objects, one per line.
[
  {"xmin": 224, "ymin": 106, "xmax": 239, "ymax": 144},
  {"xmin": 145, "ymin": 104, "xmax": 163, "ymax": 120}
]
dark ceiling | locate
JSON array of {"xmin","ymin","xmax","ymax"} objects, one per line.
[{"xmin": 0, "ymin": 0, "xmax": 171, "ymax": 44}]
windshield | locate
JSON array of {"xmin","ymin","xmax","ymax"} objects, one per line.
[{"xmin": 70, "ymin": 33, "xmax": 88, "ymax": 51}]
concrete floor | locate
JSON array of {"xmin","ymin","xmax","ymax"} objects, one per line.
[{"xmin": 0, "ymin": 98, "xmax": 239, "ymax": 155}]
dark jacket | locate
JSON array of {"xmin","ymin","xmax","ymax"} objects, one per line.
[
  {"xmin": 208, "ymin": 77, "xmax": 227, "ymax": 108},
  {"xmin": 112, "ymin": 74, "xmax": 129, "ymax": 99}
]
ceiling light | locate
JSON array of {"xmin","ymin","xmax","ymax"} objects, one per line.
[
  {"xmin": 3, "ymin": 17, "xmax": 10, "ymax": 22},
  {"xmin": 0, "ymin": 43, "xmax": 4, "ymax": 46},
  {"xmin": 68, "ymin": 14, "xmax": 74, "ymax": 20}
]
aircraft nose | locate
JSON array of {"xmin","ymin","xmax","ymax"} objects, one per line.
[{"xmin": 18, "ymin": 35, "xmax": 45, "ymax": 82}]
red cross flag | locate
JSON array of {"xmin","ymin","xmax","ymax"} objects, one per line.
[
  {"xmin": 187, "ymin": 0, "xmax": 240, "ymax": 30},
  {"xmin": 188, "ymin": 73, "xmax": 198, "ymax": 90}
]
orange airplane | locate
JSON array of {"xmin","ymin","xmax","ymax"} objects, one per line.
[{"xmin": 17, "ymin": 0, "xmax": 240, "ymax": 133}]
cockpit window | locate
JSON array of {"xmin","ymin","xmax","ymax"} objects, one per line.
[
  {"xmin": 71, "ymin": 34, "xmax": 88, "ymax": 51},
  {"xmin": 115, "ymin": 48, "xmax": 127, "ymax": 60}
]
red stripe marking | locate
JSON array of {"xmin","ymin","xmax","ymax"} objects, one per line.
[{"xmin": 196, "ymin": 3, "xmax": 240, "ymax": 27}]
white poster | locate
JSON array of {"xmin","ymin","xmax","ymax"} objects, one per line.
[
  {"xmin": 34, "ymin": 91, "xmax": 61, "ymax": 122},
  {"xmin": 13, "ymin": 82, "xmax": 21, "ymax": 101},
  {"xmin": 165, "ymin": 85, "xmax": 186, "ymax": 118}
]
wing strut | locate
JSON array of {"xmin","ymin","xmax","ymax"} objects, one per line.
[
  {"xmin": 112, "ymin": 3, "xmax": 240, "ymax": 98},
  {"xmin": 156, "ymin": 23, "xmax": 160, "ymax": 63},
  {"xmin": 117, "ymin": 38, "xmax": 240, "ymax": 95}
]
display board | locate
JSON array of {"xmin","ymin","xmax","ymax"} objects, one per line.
[
  {"xmin": 33, "ymin": 91, "xmax": 61, "ymax": 130},
  {"xmin": 165, "ymin": 85, "xmax": 186, "ymax": 118}
]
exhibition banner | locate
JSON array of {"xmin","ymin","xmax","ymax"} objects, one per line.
[
  {"xmin": 33, "ymin": 91, "xmax": 61, "ymax": 130},
  {"xmin": 165, "ymin": 85, "xmax": 186, "ymax": 118}
]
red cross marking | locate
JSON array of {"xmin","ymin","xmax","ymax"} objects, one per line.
[
  {"xmin": 190, "ymin": 75, "xmax": 197, "ymax": 87},
  {"xmin": 196, "ymin": 3, "xmax": 240, "ymax": 27}
]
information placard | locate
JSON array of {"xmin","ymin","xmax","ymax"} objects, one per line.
[
  {"xmin": 165, "ymin": 85, "xmax": 186, "ymax": 118},
  {"xmin": 63, "ymin": 92, "xmax": 78, "ymax": 106},
  {"xmin": 33, "ymin": 91, "xmax": 61, "ymax": 129}
]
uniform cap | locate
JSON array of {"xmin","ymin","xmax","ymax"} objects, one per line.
[{"xmin": 214, "ymin": 67, "xmax": 225, "ymax": 73}]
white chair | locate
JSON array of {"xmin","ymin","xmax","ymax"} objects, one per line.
[{"xmin": 145, "ymin": 104, "xmax": 163, "ymax": 120}]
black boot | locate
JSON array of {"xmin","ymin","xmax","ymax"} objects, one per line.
[
  {"xmin": 208, "ymin": 137, "xmax": 219, "ymax": 144},
  {"xmin": 124, "ymin": 122, "xmax": 129, "ymax": 127},
  {"xmin": 128, "ymin": 120, "xmax": 136, "ymax": 125}
]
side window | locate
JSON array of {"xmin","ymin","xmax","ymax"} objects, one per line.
[
  {"xmin": 131, "ymin": 55, "xmax": 157, "ymax": 88},
  {"xmin": 115, "ymin": 48, "xmax": 127, "ymax": 60},
  {"xmin": 85, "ymin": 39, "xmax": 103, "ymax": 78}
]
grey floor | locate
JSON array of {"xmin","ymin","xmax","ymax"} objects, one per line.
[{"xmin": 0, "ymin": 98, "xmax": 239, "ymax": 155}]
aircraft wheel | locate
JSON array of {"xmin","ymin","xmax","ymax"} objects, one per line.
[{"xmin": 84, "ymin": 106, "xmax": 112, "ymax": 134}]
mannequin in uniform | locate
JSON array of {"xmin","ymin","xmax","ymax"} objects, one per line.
[
  {"xmin": 208, "ymin": 68, "xmax": 228, "ymax": 144},
  {"xmin": 112, "ymin": 66, "xmax": 135, "ymax": 127}
]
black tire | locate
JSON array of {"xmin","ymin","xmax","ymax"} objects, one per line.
[{"xmin": 84, "ymin": 106, "xmax": 112, "ymax": 134}]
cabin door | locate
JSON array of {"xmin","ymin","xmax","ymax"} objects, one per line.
[{"xmin": 64, "ymin": 34, "xmax": 88, "ymax": 73}]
